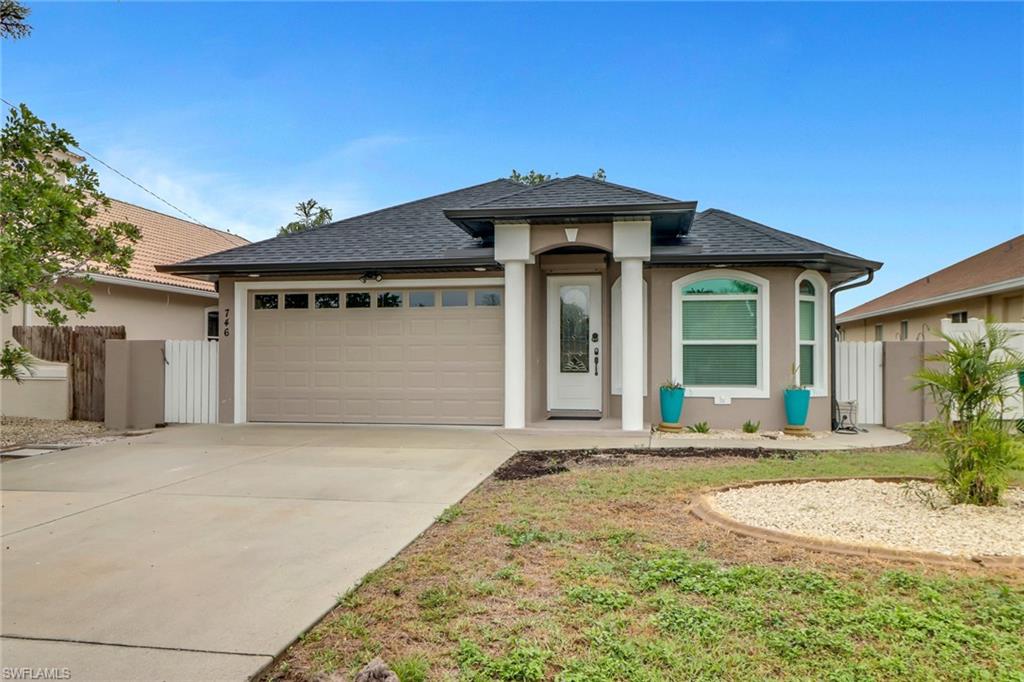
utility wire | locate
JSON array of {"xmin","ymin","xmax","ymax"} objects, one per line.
[{"xmin": 1, "ymin": 97, "xmax": 240, "ymax": 245}]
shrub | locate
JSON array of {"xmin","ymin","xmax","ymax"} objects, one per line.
[
  {"xmin": 686, "ymin": 421, "xmax": 711, "ymax": 434},
  {"xmin": 912, "ymin": 321, "xmax": 1024, "ymax": 506},
  {"xmin": 742, "ymin": 419, "xmax": 760, "ymax": 433}
]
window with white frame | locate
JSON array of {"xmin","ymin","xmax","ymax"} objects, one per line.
[
  {"xmin": 795, "ymin": 271, "xmax": 827, "ymax": 394},
  {"xmin": 672, "ymin": 271, "xmax": 769, "ymax": 398}
]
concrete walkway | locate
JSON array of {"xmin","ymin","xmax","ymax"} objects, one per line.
[
  {"xmin": 0, "ymin": 422, "xmax": 908, "ymax": 681},
  {"xmin": 0, "ymin": 424, "xmax": 515, "ymax": 682}
]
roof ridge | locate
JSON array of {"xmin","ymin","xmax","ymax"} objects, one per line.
[
  {"xmin": 568, "ymin": 174, "xmax": 681, "ymax": 202},
  {"xmin": 466, "ymin": 175, "xmax": 570, "ymax": 207},
  {"xmin": 304, "ymin": 178, "xmax": 522, "ymax": 233},
  {"xmin": 701, "ymin": 208, "xmax": 845, "ymax": 254}
]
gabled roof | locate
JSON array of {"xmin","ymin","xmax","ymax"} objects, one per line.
[
  {"xmin": 467, "ymin": 175, "xmax": 683, "ymax": 210},
  {"xmin": 98, "ymin": 199, "xmax": 248, "ymax": 293},
  {"xmin": 837, "ymin": 234, "xmax": 1024, "ymax": 322},
  {"xmin": 158, "ymin": 177, "xmax": 879, "ymax": 278}
]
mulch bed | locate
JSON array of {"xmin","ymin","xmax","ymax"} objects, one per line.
[{"xmin": 494, "ymin": 446, "xmax": 796, "ymax": 480}]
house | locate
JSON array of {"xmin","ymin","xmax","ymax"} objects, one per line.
[
  {"xmin": 837, "ymin": 235, "xmax": 1024, "ymax": 342},
  {"xmin": 159, "ymin": 176, "xmax": 880, "ymax": 432},
  {"xmin": 1, "ymin": 199, "xmax": 248, "ymax": 419}
]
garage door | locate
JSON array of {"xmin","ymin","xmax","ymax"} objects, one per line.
[{"xmin": 247, "ymin": 287, "xmax": 503, "ymax": 424}]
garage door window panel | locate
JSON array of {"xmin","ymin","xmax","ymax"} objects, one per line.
[
  {"xmin": 442, "ymin": 290, "xmax": 469, "ymax": 307},
  {"xmin": 284, "ymin": 293, "xmax": 309, "ymax": 309},
  {"xmin": 346, "ymin": 292, "xmax": 371, "ymax": 308},
  {"xmin": 315, "ymin": 293, "xmax": 340, "ymax": 309},
  {"xmin": 410, "ymin": 291, "xmax": 435, "ymax": 308},
  {"xmin": 475, "ymin": 290, "xmax": 502, "ymax": 306},
  {"xmin": 378, "ymin": 291, "xmax": 403, "ymax": 308},
  {"xmin": 254, "ymin": 294, "xmax": 278, "ymax": 310}
]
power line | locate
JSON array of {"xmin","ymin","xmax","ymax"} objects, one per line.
[{"xmin": 1, "ymin": 97, "xmax": 238, "ymax": 244}]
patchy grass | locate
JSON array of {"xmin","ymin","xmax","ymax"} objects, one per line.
[{"xmin": 264, "ymin": 450, "xmax": 1024, "ymax": 681}]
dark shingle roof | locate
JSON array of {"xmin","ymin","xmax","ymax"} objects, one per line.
[
  {"xmin": 670, "ymin": 209, "xmax": 864, "ymax": 259},
  {"xmin": 167, "ymin": 179, "xmax": 520, "ymax": 270},
  {"xmin": 467, "ymin": 175, "xmax": 682, "ymax": 209},
  {"xmin": 159, "ymin": 179, "xmax": 879, "ymax": 275}
]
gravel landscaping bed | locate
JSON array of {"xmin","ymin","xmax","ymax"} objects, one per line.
[
  {"xmin": 1, "ymin": 416, "xmax": 112, "ymax": 449},
  {"xmin": 708, "ymin": 479, "xmax": 1024, "ymax": 558}
]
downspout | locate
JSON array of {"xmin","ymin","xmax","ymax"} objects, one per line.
[{"xmin": 829, "ymin": 269, "xmax": 875, "ymax": 430}]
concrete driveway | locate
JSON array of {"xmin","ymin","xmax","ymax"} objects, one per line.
[{"xmin": 1, "ymin": 424, "xmax": 515, "ymax": 681}]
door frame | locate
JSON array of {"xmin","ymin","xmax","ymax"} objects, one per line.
[
  {"xmin": 545, "ymin": 274, "xmax": 603, "ymax": 413},
  {"xmin": 232, "ymin": 277, "xmax": 505, "ymax": 423}
]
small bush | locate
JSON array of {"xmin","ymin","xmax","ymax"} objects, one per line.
[
  {"xmin": 742, "ymin": 419, "xmax": 760, "ymax": 433},
  {"xmin": 686, "ymin": 421, "xmax": 711, "ymax": 434},
  {"xmin": 436, "ymin": 505, "xmax": 463, "ymax": 524}
]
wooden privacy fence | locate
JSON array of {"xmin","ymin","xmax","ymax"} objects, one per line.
[
  {"xmin": 163, "ymin": 340, "xmax": 219, "ymax": 424},
  {"xmin": 835, "ymin": 341, "xmax": 884, "ymax": 425},
  {"xmin": 13, "ymin": 325, "xmax": 125, "ymax": 421}
]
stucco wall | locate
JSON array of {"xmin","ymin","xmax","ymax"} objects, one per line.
[
  {"xmin": 647, "ymin": 266, "xmax": 831, "ymax": 432},
  {"xmin": 105, "ymin": 340, "xmax": 167, "ymax": 430},
  {"xmin": 73, "ymin": 281, "xmax": 215, "ymax": 340},
  {"xmin": 882, "ymin": 341, "xmax": 944, "ymax": 427},
  {"xmin": 838, "ymin": 288, "xmax": 1024, "ymax": 342},
  {"xmin": 0, "ymin": 372, "xmax": 70, "ymax": 420}
]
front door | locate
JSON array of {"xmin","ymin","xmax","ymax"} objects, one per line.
[{"xmin": 546, "ymin": 275, "xmax": 602, "ymax": 412}]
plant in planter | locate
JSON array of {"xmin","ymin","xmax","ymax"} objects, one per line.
[
  {"xmin": 742, "ymin": 419, "xmax": 760, "ymax": 434},
  {"xmin": 784, "ymin": 363, "xmax": 812, "ymax": 432},
  {"xmin": 658, "ymin": 379, "xmax": 685, "ymax": 432},
  {"xmin": 686, "ymin": 421, "xmax": 711, "ymax": 434}
]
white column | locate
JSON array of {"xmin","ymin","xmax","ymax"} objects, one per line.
[
  {"xmin": 620, "ymin": 257, "xmax": 645, "ymax": 431},
  {"xmin": 503, "ymin": 259, "xmax": 527, "ymax": 429}
]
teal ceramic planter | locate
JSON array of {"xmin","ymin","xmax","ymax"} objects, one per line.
[
  {"xmin": 660, "ymin": 387, "xmax": 685, "ymax": 424},
  {"xmin": 784, "ymin": 388, "xmax": 811, "ymax": 427},
  {"xmin": 1018, "ymin": 370, "xmax": 1024, "ymax": 387}
]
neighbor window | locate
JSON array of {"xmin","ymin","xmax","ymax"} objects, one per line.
[
  {"xmin": 795, "ymin": 272, "xmax": 826, "ymax": 393},
  {"xmin": 409, "ymin": 291, "xmax": 435, "ymax": 308},
  {"xmin": 315, "ymin": 293, "xmax": 340, "ymax": 309},
  {"xmin": 442, "ymin": 290, "xmax": 469, "ymax": 307},
  {"xmin": 205, "ymin": 308, "xmax": 219, "ymax": 340},
  {"xmin": 377, "ymin": 291, "xmax": 403, "ymax": 308},
  {"xmin": 672, "ymin": 271, "xmax": 769, "ymax": 398},
  {"xmin": 254, "ymin": 294, "xmax": 278, "ymax": 310},
  {"xmin": 475, "ymin": 290, "xmax": 502, "ymax": 306},
  {"xmin": 899, "ymin": 320, "xmax": 909, "ymax": 340},
  {"xmin": 346, "ymin": 292, "xmax": 370, "ymax": 308},
  {"xmin": 949, "ymin": 311, "xmax": 968, "ymax": 324},
  {"xmin": 874, "ymin": 324, "xmax": 883, "ymax": 341},
  {"xmin": 284, "ymin": 293, "xmax": 309, "ymax": 309}
]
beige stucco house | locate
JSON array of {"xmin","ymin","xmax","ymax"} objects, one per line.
[
  {"xmin": 1, "ymin": 199, "xmax": 248, "ymax": 419},
  {"xmin": 159, "ymin": 176, "xmax": 880, "ymax": 432},
  {"xmin": 837, "ymin": 235, "xmax": 1024, "ymax": 342}
]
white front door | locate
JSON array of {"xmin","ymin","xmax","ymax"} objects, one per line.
[{"xmin": 546, "ymin": 275, "xmax": 602, "ymax": 412}]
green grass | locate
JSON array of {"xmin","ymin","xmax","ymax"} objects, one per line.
[{"xmin": 270, "ymin": 449, "xmax": 1024, "ymax": 681}]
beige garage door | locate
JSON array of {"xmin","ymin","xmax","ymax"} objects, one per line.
[{"xmin": 247, "ymin": 287, "xmax": 503, "ymax": 424}]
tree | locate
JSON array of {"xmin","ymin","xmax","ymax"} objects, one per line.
[
  {"xmin": 1, "ymin": 103, "xmax": 140, "ymax": 380},
  {"xmin": 278, "ymin": 199, "xmax": 333, "ymax": 236},
  {"xmin": 1, "ymin": 0, "xmax": 31, "ymax": 40},
  {"xmin": 509, "ymin": 168, "xmax": 607, "ymax": 186}
]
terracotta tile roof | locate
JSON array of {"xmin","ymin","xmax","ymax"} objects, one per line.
[
  {"xmin": 95, "ymin": 198, "xmax": 248, "ymax": 293},
  {"xmin": 838, "ymin": 234, "xmax": 1024, "ymax": 321}
]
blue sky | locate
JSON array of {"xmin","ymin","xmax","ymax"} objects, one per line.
[{"xmin": 4, "ymin": 2, "xmax": 1022, "ymax": 311}]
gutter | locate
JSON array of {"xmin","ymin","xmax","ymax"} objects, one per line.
[{"xmin": 829, "ymin": 269, "xmax": 875, "ymax": 430}]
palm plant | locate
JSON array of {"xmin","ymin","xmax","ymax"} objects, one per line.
[{"xmin": 912, "ymin": 321, "xmax": 1024, "ymax": 505}]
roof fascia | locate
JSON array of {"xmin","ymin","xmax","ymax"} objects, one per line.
[{"xmin": 837, "ymin": 275, "xmax": 1024, "ymax": 323}]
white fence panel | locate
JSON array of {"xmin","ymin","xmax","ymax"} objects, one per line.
[
  {"xmin": 941, "ymin": 318, "xmax": 1024, "ymax": 421},
  {"xmin": 164, "ymin": 340, "xmax": 219, "ymax": 424},
  {"xmin": 836, "ymin": 341, "xmax": 884, "ymax": 424}
]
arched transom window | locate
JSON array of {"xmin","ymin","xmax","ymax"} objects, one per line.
[
  {"xmin": 795, "ymin": 270, "xmax": 827, "ymax": 395},
  {"xmin": 671, "ymin": 270, "xmax": 770, "ymax": 398}
]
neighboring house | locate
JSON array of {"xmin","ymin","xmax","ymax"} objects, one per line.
[
  {"xmin": 1, "ymin": 199, "xmax": 248, "ymax": 419},
  {"xmin": 837, "ymin": 235, "xmax": 1024, "ymax": 342},
  {"xmin": 160, "ymin": 176, "xmax": 880, "ymax": 432}
]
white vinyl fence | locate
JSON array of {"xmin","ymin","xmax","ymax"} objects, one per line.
[
  {"xmin": 835, "ymin": 341, "xmax": 884, "ymax": 424},
  {"xmin": 941, "ymin": 318, "xmax": 1024, "ymax": 421},
  {"xmin": 164, "ymin": 340, "xmax": 219, "ymax": 424}
]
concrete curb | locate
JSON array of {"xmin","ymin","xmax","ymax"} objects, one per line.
[{"xmin": 689, "ymin": 476, "xmax": 1023, "ymax": 570}]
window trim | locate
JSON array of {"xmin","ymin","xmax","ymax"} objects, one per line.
[
  {"xmin": 671, "ymin": 269, "xmax": 770, "ymax": 399},
  {"xmin": 794, "ymin": 270, "xmax": 829, "ymax": 397},
  {"xmin": 204, "ymin": 305, "xmax": 219, "ymax": 340}
]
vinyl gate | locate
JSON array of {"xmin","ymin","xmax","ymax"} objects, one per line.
[
  {"xmin": 835, "ymin": 341, "xmax": 884, "ymax": 425},
  {"xmin": 164, "ymin": 340, "xmax": 219, "ymax": 424}
]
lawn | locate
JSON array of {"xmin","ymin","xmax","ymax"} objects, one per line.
[{"xmin": 265, "ymin": 449, "xmax": 1024, "ymax": 682}]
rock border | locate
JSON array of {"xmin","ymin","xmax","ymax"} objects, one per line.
[{"xmin": 690, "ymin": 476, "xmax": 1023, "ymax": 570}]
